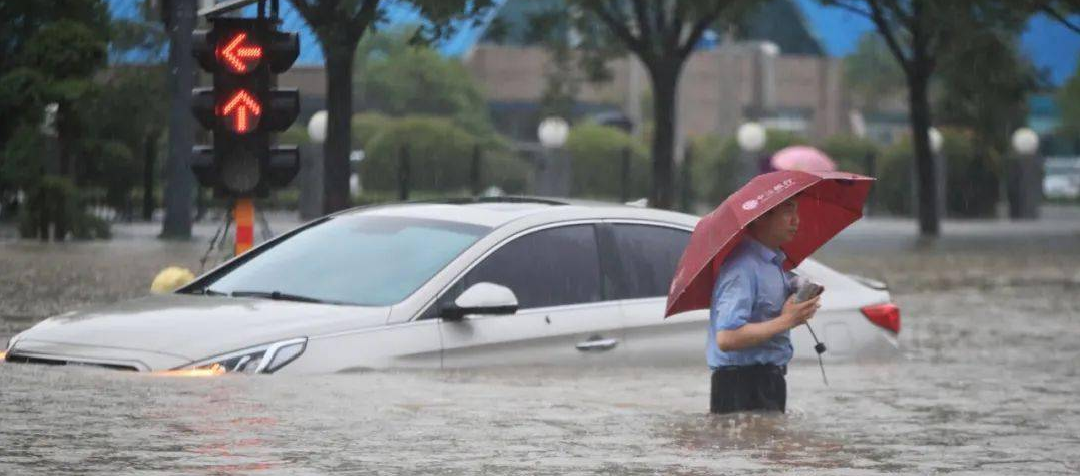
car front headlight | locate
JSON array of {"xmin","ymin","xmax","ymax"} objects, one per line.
[{"xmin": 159, "ymin": 337, "xmax": 307, "ymax": 376}]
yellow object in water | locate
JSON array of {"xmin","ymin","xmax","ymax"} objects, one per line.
[{"xmin": 150, "ymin": 266, "xmax": 195, "ymax": 294}]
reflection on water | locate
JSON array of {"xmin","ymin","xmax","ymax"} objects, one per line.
[
  {"xmin": 3, "ymin": 282, "xmax": 1079, "ymax": 475},
  {"xmin": 2, "ymin": 225, "xmax": 1080, "ymax": 474}
]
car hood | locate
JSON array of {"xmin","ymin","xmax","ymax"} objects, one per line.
[{"xmin": 11, "ymin": 293, "xmax": 390, "ymax": 367}]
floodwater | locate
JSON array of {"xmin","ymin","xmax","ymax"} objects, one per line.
[{"xmin": 2, "ymin": 213, "xmax": 1079, "ymax": 475}]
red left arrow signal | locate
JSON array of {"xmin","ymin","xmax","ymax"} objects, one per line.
[
  {"xmin": 219, "ymin": 90, "xmax": 262, "ymax": 133},
  {"xmin": 216, "ymin": 32, "xmax": 263, "ymax": 74}
]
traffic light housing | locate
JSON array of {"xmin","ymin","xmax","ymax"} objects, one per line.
[{"xmin": 191, "ymin": 18, "xmax": 300, "ymax": 197}]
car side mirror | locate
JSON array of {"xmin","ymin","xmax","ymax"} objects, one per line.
[{"xmin": 440, "ymin": 282, "xmax": 519, "ymax": 322}]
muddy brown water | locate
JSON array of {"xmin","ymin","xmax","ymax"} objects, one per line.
[{"xmin": 2, "ymin": 217, "xmax": 1079, "ymax": 475}]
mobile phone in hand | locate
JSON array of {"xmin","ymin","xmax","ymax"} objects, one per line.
[{"xmin": 793, "ymin": 277, "xmax": 824, "ymax": 303}]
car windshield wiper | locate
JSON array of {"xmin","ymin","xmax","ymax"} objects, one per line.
[{"xmin": 228, "ymin": 290, "xmax": 334, "ymax": 304}]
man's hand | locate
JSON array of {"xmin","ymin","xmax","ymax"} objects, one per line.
[{"xmin": 779, "ymin": 294, "xmax": 821, "ymax": 330}]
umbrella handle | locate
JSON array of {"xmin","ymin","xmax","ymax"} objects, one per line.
[{"xmin": 804, "ymin": 323, "xmax": 828, "ymax": 386}]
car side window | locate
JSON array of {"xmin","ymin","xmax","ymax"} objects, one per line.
[
  {"xmin": 419, "ymin": 224, "xmax": 603, "ymax": 319},
  {"xmin": 609, "ymin": 224, "xmax": 691, "ymax": 299},
  {"xmin": 463, "ymin": 224, "xmax": 603, "ymax": 309}
]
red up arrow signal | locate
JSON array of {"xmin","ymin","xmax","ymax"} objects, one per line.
[
  {"xmin": 217, "ymin": 32, "xmax": 263, "ymax": 74},
  {"xmin": 219, "ymin": 90, "xmax": 262, "ymax": 133}
]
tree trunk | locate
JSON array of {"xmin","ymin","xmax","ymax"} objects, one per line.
[
  {"xmin": 322, "ymin": 46, "xmax": 355, "ymax": 214},
  {"xmin": 907, "ymin": 59, "xmax": 940, "ymax": 236},
  {"xmin": 161, "ymin": 0, "xmax": 196, "ymax": 239},
  {"xmin": 647, "ymin": 65, "xmax": 678, "ymax": 210}
]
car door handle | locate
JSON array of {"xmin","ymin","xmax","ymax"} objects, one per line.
[{"xmin": 575, "ymin": 337, "xmax": 619, "ymax": 352}]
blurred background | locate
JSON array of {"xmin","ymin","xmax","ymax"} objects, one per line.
[{"xmin": 1, "ymin": 0, "xmax": 1078, "ymax": 242}]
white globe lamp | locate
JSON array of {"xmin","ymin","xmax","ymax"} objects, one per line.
[
  {"xmin": 538, "ymin": 116, "xmax": 569, "ymax": 149},
  {"xmin": 928, "ymin": 127, "xmax": 943, "ymax": 154},
  {"xmin": 1011, "ymin": 127, "xmax": 1039, "ymax": 155},
  {"xmin": 307, "ymin": 110, "xmax": 328, "ymax": 144},
  {"xmin": 736, "ymin": 122, "xmax": 766, "ymax": 152}
]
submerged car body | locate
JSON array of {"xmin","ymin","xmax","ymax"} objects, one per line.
[{"xmin": 4, "ymin": 197, "xmax": 900, "ymax": 374}]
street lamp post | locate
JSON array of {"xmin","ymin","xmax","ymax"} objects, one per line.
[
  {"xmin": 736, "ymin": 122, "xmax": 766, "ymax": 186},
  {"xmin": 1010, "ymin": 127, "xmax": 1041, "ymax": 220},
  {"xmin": 299, "ymin": 111, "xmax": 327, "ymax": 219},
  {"xmin": 537, "ymin": 116, "xmax": 570, "ymax": 197},
  {"xmin": 912, "ymin": 128, "xmax": 945, "ymax": 219},
  {"xmin": 930, "ymin": 127, "xmax": 946, "ymax": 220}
]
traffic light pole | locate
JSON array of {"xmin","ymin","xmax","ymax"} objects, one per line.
[{"xmin": 234, "ymin": 198, "xmax": 254, "ymax": 255}]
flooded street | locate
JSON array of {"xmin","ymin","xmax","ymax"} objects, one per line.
[{"xmin": 2, "ymin": 214, "xmax": 1079, "ymax": 475}]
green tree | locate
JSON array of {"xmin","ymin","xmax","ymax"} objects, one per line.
[
  {"xmin": 564, "ymin": 123, "xmax": 649, "ymax": 199},
  {"xmin": 353, "ymin": 29, "xmax": 494, "ymax": 137},
  {"xmin": 360, "ymin": 115, "xmax": 528, "ymax": 195},
  {"xmin": 547, "ymin": 0, "xmax": 753, "ymax": 210},
  {"xmin": 0, "ymin": 0, "xmax": 111, "ymax": 239},
  {"xmin": 843, "ymin": 32, "xmax": 905, "ymax": 112},
  {"xmin": 936, "ymin": 29, "xmax": 1041, "ymax": 204},
  {"xmin": 819, "ymin": 134, "xmax": 878, "ymax": 174},
  {"xmin": 821, "ymin": 0, "xmax": 1030, "ymax": 236},
  {"xmin": 874, "ymin": 130, "xmax": 1000, "ymax": 217},
  {"xmin": 691, "ymin": 129, "xmax": 805, "ymax": 205},
  {"xmin": 351, "ymin": 111, "xmax": 392, "ymax": 149},
  {"xmin": 288, "ymin": 0, "xmax": 495, "ymax": 214},
  {"xmin": 80, "ymin": 66, "xmax": 168, "ymax": 218}
]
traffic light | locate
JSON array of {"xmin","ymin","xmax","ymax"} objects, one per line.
[{"xmin": 191, "ymin": 17, "xmax": 300, "ymax": 197}]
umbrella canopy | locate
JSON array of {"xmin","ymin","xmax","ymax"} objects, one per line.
[
  {"xmin": 665, "ymin": 170, "xmax": 874, "ymax": 318},
  {"xmin": 771, "ymin": 146, "xmax": 837, "ymax": 172}
]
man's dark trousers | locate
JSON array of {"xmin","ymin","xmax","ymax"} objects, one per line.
[{"xmin": 709, "ymin": 364, "xmax": 786, "ymax": 414}]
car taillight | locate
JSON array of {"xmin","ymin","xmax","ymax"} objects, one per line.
[{"xmin": 861, "ymin": 303, "xmax": 900, "ymax": 334}]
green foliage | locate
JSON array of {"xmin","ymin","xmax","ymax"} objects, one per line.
[
  {"xmin": 762, "ymin": 130, "xmax": 808, "ymax": 152},
  {"xmin": 940, "ymin": 129, "xmax": 1000, "ymax": 218},
  {"xmin": 22, "ymin": 21, "xmax": 107, "ymax": 80},
  {"xmin": 0, "ymin": 0, "xmax": 110, "ymax": 72},
  {"xmin": 875, "ymin": 141, "xmax": 914, "ymax": 217},
  {"xmin": 564, "ymin": 123, "xmax": 649, "ymax": 199},
  {"xmin": 843, "ymin": 32, "xmax": 906, "ymax": 111},
  {"xmin": 73, "ymin": 66, "xmax": 166, "ymax": 213},
  {"xmin": 689, "ymin": 133, "xmax": 740, "ymax": 205},
  {"xmin": 360, "ymin": 116, "xmax": 528, "ymax": 194},
  {"xmin": 690, "ymin": 129, "xmax": 806, "ymax": 206},
  {"xmin": 0, "ymin": 125, "xmax": 48, "ymax": 190},
  {"xmin": 0, "ymin": 68, "xmax": 48, "ymax": 140},
  {"xmin": 0, "ymin": 0, "xmax": 166, "ymax": 236},
  {"xmin": 79, "ymin": 139, "xmax": 137, "ymax": 211},
  {"xmin": 875, "ymin": 130, "xmax": 1000, "ymax": 218},
  {"xmin": 280, "ymin": 125, "xmax": 312, "ymax": 145},
  {"xmin": 351, "ymin": 111, "xmax": 392, "ymax": 148},
  {"xmin": 17, "ymin": 175, "xmax": 110, "ymax": 240},
  {"xmin": 353, "ymin": 29, "xmax": 494, "ymax": 137},
  {"xmin": 819, "ymin": 134, "xmax": 879, "ymax": 174},
  {"xmin": 935, "ymin": 29, "xmax": 1040, "ymax": 156}
]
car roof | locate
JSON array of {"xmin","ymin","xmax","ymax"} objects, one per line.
[{"xmin": 334, "ymin": 196, "xmax": 699, "ymax": 229}]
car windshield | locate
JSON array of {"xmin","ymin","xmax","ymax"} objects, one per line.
[{"xmin": 201, "ymin": 214, "xmax": 492, "ymax": 306}]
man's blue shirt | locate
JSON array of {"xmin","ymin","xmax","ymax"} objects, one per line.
[{"xmin": 706, "ymin": 236, "xmax": 796, "ymax": 369}]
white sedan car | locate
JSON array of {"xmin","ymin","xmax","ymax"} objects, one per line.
[{"xmin": 3, "ymin": 197, "xmax": 900, "ymax": 375}]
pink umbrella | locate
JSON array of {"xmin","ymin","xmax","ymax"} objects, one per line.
[{"xmin": 771, "ymin": 146, "xmax": 837, "ymax": 172}]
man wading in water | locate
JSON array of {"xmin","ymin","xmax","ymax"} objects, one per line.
[{"xmin": 707, "ymin": 197, "xmax": 821, "ymax": 414}]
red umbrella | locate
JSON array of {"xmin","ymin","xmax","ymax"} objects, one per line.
[{"xmin": 665, "ymin": 170, "xmax": 874, "ymax": 318}]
